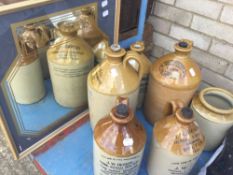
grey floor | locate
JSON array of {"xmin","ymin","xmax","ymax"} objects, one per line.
[{"xmin": 0, "ymin": 130, "xmax": 40, "ymax": 175}]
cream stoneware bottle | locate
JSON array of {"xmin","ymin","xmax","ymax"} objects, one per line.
[
  {"xmin": 147, "ymin": 100, "xmax": 205, "ymax": 175},
  {"xmin": 87, "ymin": 44, "xmax": 143, "ymax": 129},
  {"xmin": 93, "ymin": 97, "xmax": 146, "ymax": 175},
  {"xmin": 47, "ymin": 21, "xmax": 94, "ymax": 108}
]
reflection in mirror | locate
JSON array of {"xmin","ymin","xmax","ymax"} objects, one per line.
[{"xmin": 0, "ymin": 3, "xmax": 109, "ymax": 158}]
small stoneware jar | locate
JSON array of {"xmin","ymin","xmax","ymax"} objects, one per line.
[
  {"xmin": 47, "ymin": 21, "xmax": 94, "ymax": 108},
  {"xmin": 130, "ymin": 41, "xmax": 151, "ymax": 109},
  {"xmin": 144, "ymin": 39, "xmax": 201, "ymax": 124},
  {"xmin": 147, "ymin": 100, "xmax": 205, "ymax": 175},
  {"xmin": 93, "ymin": 97, "xmax": 146, "ymax": 175},
  {"xmin": 21, "ymin": 24, "xmax": 50, "ymax": 79},
  {"xmin": 11, "ymin": 37, "xmax": 45, "ymax": 104},
  {"xmin": 191, "ymin": 87, "xmax": 233, "ymax": 151},
  {"xmin": 88, "ymin": 44, "xmax": 143, "ymax": 129}
]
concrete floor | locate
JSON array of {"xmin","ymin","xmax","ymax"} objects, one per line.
[{"xmin": 0, "ymin": 130, "xmax": 40, "ymax": 175}]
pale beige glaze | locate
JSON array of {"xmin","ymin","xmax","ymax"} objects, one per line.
[
  {"xmin": 88, "ymin": 45, "xmax": 143, "ymax": 128},
  {"xmin": 191, "ymin": 87, "xmax": 233, "ymax": 150},
  {"xmin": 144, "ymin": 39, "xmax": 201, "ymax": 124},
  {"xmin": 47, "ymin": 21, "xmax": 94, "ymax": 108}
]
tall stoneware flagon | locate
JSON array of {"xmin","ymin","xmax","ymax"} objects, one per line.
[
  {"xmin": 11, "ymin": 36, "xmax": 45, "ymax": 104},
  {"xmin": 88, "ymin": 44, "xmax": 143, "ymax": 129},
  {"xmin": 47, "ymin": 21, "xmax": 94, "ymax": 108},
  {"xmin": 147, "ymin": 100, "xmax": 205, "ymax": 175},
  {"xmin": 93, "ymin": 97, "xmax": 146, "ymax": 175},
  {"xmin": 130, "ymin": 41, "xmax": 151, "ymax": 108},
  {"xmin": 144, "ymin": 39, "xmax": 201, "ymax": 124}
]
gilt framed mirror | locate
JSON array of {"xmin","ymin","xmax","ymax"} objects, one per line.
[{"xmin": 0, "ymin": 0, "xmax": 115, "ymax": 159}]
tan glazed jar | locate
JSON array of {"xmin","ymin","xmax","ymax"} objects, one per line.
[
  {"xmin": 21, "ymin": 24, "xmax": 50, "ymax": 79},
  {"xmin": 94, "ymin": 97, "xmax": 146, "ymax": 175},
  {"xmin": 11, "ymin": 37, "xmax": 45, "ymax": 104},
  {"xmin": 130, "ymin": 41, "xmax": 151, "ymax": 108},
  {"xmin": 88, "ymin": 44, "xmax": 143, "ymax": 128},
  {"xmin": 47, "ymin": 21, "xmax": 94, "ymax": 108},
  {"xmin": 191, "ymin": 87, "xmax": 233, "ymax": 151},
  {"xmin": 147, "ymin": 101, "xmax": 205, "ymax": 175},
  {"xmin": 144, "ymin": 39, "xmax": 201, "ymax": 124}
]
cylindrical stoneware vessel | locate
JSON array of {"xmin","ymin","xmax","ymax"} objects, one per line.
[
  {"xmin": 88, "ymin": 44, "xmax": 143, "ymax": 129},
  {"xmin": 11, "ymin": 37, "xmax": 45, "ymax": 104},
  {"xmin": 191, "ymin": 87, "xmax": 233, "ymax": 151},
  {"xmin": 94, "ymin": 97, "xmax": 146, "ymax": 175},
  {"xmin": 47, "ymin": 21, "xmax": 94, "ymax": 108},
  {"xmin": 21, "ymin": 24, "xmax": 50, "ymax": 79},
  {"xmin": 130, "ymin": 41, "xmax": 151, "ymax": 109},
  {"xmin": 144, "ymin": 39, "xmax": 201, "ymax": 124},
  {"xmin": 147, "ymin": 101, "xmax": 205, "ymax": 175}
]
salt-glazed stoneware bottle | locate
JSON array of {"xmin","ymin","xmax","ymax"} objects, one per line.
[
  {"xmin": 191, "ymin": 87, "xmax": 233, "ymax": 151},
  {"xmin": 88, "ymin": 44, "xmax": 143, "ymax": 129},
  {"xmin": 21, "ymin": 23, "xmax": 50, "ymax": 79},
  {"xmin": 47, "ymin": 21, "xmax": 94, "ymax": 108},
  {"xmin": 130, "ymin": 41, "xmax": 151, "ymax": 108},
  {"xmin": 11, "ymin": 36, "xmax": 45, "ymax": 104},
  {"xmin": 147, "ymin": 100, "xmax": 205, "ymax": 175},
  {"xmin": 144, "ymin": 39, "xmax": 201, "ymax": 124},
  {"xmin": 93, "ymin": 97, "xmax": 146, "ymax": 175}
]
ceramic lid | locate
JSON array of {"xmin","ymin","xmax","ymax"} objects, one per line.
[
  {"xmin": 154, "ymin": 107, "xmax": 205, "ymax": 156},
  {"xmin": 150, "ymin": 39, "xmax": 201, "ymax": 90},
  {"xmin": 192, "ymin": 87, "xmax": 233, "ymax": 123}
]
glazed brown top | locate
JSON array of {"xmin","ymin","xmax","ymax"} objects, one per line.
[
  {"xmin": 88, "ymin": 45, "xmax": 142, "ymax": 95},
  {"xmin": 154, "ymin": 108, "xmax": 205, "ymax": 156},
  {"xmin": 94, "ymin": 105, "xmax": 146, "ymax": 157},
  {"xmin": 150, "ymin": 39, "xmax": 201, "ymax": 90}
]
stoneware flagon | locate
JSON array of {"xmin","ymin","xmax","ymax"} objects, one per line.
[
  {"xmin": 47, "ymin": 21, "xmax": 94, "ymax": 108},
  {"xmin": 144, "ymin": 39, "xmax": 201, "ymax": 124},
  {"xmin": 87, "ymin": 44, "xmax": 143, "ymax": 129},
  {"xmin": 21, "ymin": 23, "xmax": 50, "ymax": 79},
  {"xmin": 147, "ymin": 100, "xmax": 205, "ymax": 175},
  {"xmin": 93, "ymin": 97, "xmax": 146, "ymax": 175},
  {"xmin": 11, "ymin": 36, "xmax": 45, "ymax": 104},
  {"xmin": 191, "ymin": 87, "xmax": 233, "ymax": 151},
  {"xmin": 130, "ymin": 41, "xmax": 151, "ymax": 108}
]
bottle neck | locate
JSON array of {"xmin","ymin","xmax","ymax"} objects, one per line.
[{"xmin": 175, "ymin": 50, "xmax": 191, "ymax": 58}]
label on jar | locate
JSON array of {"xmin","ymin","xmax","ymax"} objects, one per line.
[
  {"xmin": 147, "ymin": 138, "xmax": 200, "ymax": 175},
  {"xmin": 93, "ymin": 140, "xmax": 144, "ymax": 175},
  {"xmin": 159, "ymin": 60, "xmax": 186, "ymax": 80}
]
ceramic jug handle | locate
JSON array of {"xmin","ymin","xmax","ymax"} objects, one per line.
[
  {"xmin": 36, "ymin": 25, "xmax": 50, "ymax": 42},
  {"xmin": 123, "ymin": 50, "xmax": 143, "ymax": 79},
  {"xmin": 170, "ymin": 100, "xmax": 185, "ymax": 113}
]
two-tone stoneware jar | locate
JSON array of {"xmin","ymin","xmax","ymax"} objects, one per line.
[
  {"xmin": 130, "ymin": 41, "xmax": 151, "ymax": 108},
  {"xmin": 191, "ymin": 87, "xmax": 233, "ymax": 151},
  {"xmin": 87, "ymin": 44, "xmax": 143, "ymax": 129},
  {"xmin": 94, "ymin": 97, "xmax": 146, "ymax": 175},
  {"xmin": 47, "ymin": 21, "xmax": 94, "ymax": 108},
  {"xmin": 11, "ymin": 37, "xmax": 45, "ymax": 104},
  {"xmin": 144, "ymin": 39, "xmax": 201, "ymax": 124},
  {"xmin": 21, "ymin": 24, "xmax": 50, "ymax": 79},
  {"xmin": 147, "ymin": 101, "xmax": 205, "ymax": 175}
]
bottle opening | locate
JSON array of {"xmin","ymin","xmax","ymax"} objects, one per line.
[
  {"xmin": 115, "ymin": 104, "xmax": 129, "ymax": 118},
  {"xmin": 178, "ymin": 41, "xmax": 188, "ymax": 48},
  {"xmin": 204, "ymin": 93, "xmax": 233, "ymax": 110},
  {"xmin": 181, "ymin": 107, "xmax": 193, "ymax": 120},
  {"xmin": 110, "ymin": 44, "xmax": 121, "ymax": 52}
]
